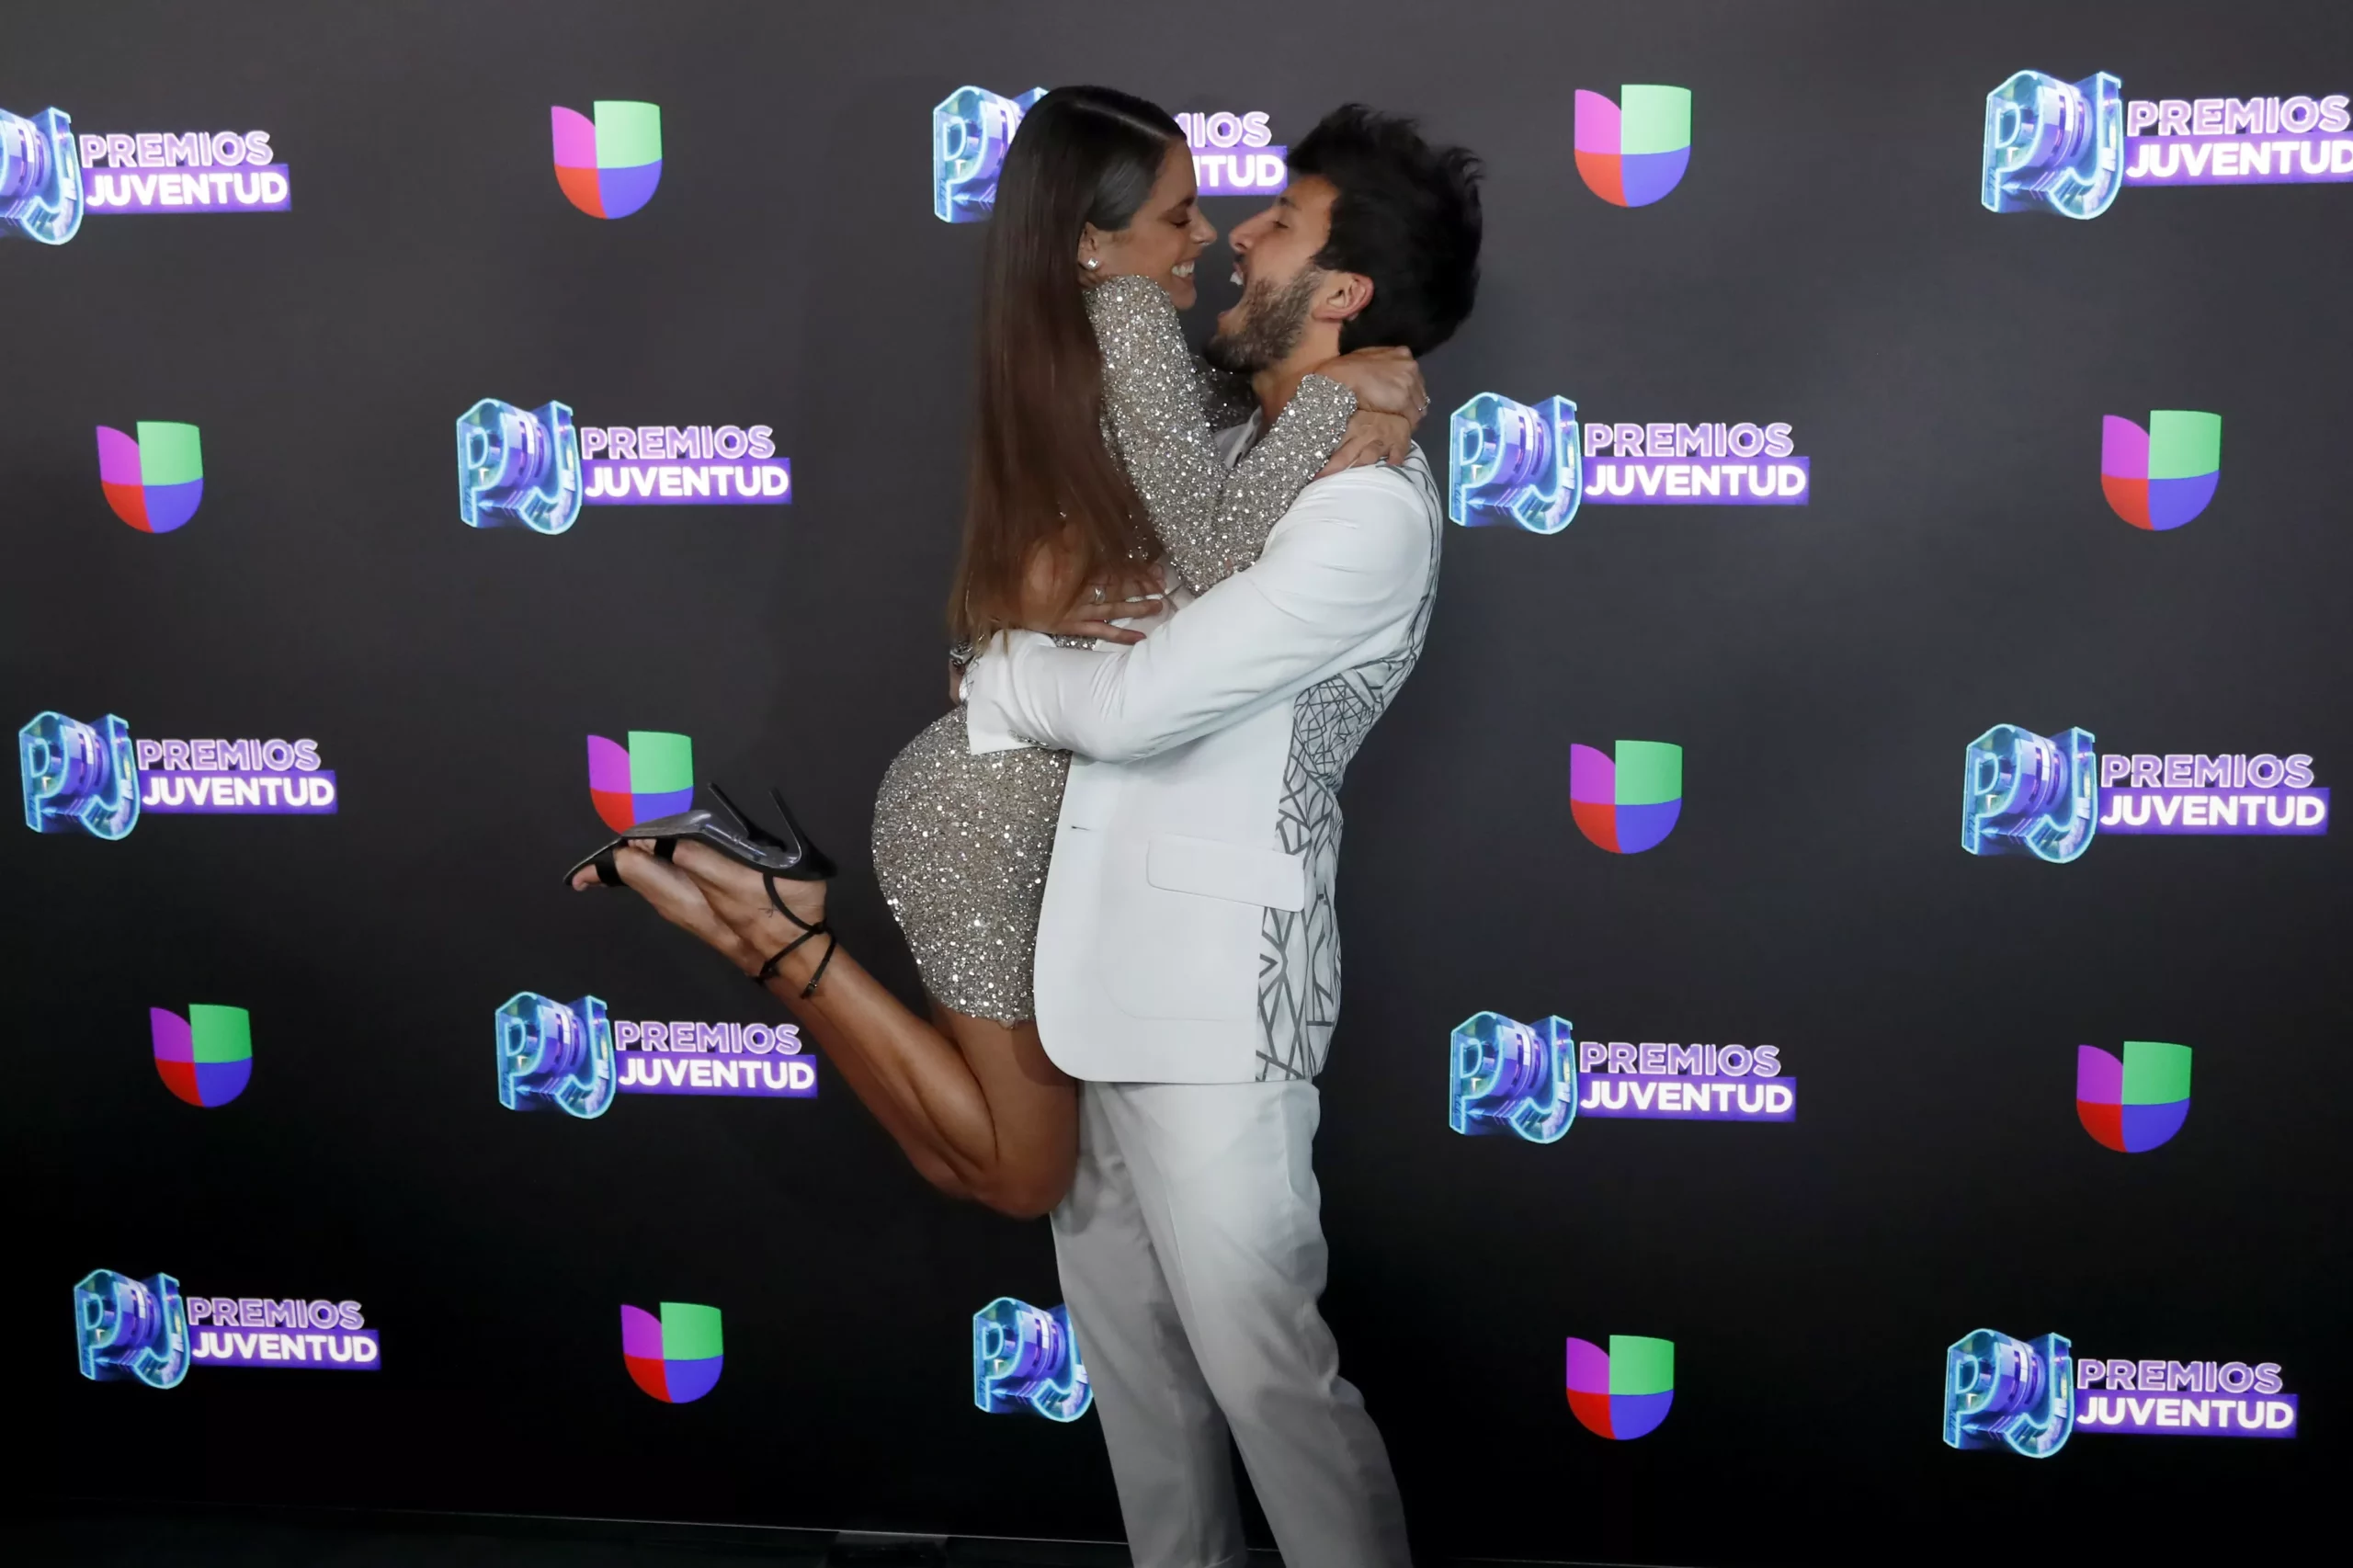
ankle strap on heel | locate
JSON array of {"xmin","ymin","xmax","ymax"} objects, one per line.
[{"xmin": 752, "ymin": 871, "xmax": 835, "ymax": 998}]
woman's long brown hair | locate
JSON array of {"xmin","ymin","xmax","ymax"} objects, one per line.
[{"xmin": 949, "ymin": 86, "xmax": 1182, "ymax": 642}]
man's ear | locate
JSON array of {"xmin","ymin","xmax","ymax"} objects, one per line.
[{"xmin": 1313, "ymin": 270, "xmax": 1375, "ymax": 325}]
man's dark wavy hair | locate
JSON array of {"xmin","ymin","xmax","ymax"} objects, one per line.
[{"xmin": 1287, "ymin": 104, "xmax": 1483, "ymax": 356}]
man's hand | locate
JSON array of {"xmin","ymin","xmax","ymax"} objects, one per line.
[
  {"xmin": 1317, "ymin": 411, "xmax": 1415, "ymax": 476},
  {"xmin": 1039, "ymin": 563, "xmax": 1165, "ymax": 643}
]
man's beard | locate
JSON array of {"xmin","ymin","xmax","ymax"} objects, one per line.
[{"xmin": 1204, "ymin": 268, "xmax": 1321, "ymax": 374}]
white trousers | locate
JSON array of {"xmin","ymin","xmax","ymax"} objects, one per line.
[{"xmin": 1051, "ymin": 1080, "xmax": 1411, "ymax": 1568}]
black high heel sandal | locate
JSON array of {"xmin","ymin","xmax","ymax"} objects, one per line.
[{"xmin": 565, "ymin": 784, "xmax": 840, "ymax": 996}]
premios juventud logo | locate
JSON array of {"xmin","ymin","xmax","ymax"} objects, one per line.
[
  {"xmin": 1450, "ymin": 1012, "xmax": 1795, "ymax": 1142},
  {"xmin": 74, "ymin": 1270, "xmax": 381, "ymax": 1387},
  {"xmin": 1, "ymin": 106, "xmax": 291, "ymax": 244},
  {"xmin": 974, "ymin": 1298, "xmax": 1092, "ymax": 1421},
  {"xmin": 495, "ymin": 992, "xmax": 816, "ymax": 1115},
  {"xmin": 22, "ymin": 713, "xmax": 338, "ymax": 839},
  {"xmin": 456, "ymin": 400, "xmax": 790, "ymax": 533},
  {"xmin": 1945, "ymin": 1329, "xmax": 2297, "ymax": 1454},
  {"xmin": 932, "ymin": 86, "xmax": 1287, "ymax": 222},
  {"xmin": 1449, "ymin": 395, "xmax": 1811, "ymax": 532},
  {"xmin": 1984, "ymin": 72, "xmax": 2350, "ymax": 219},
  {"xmin": 1961, "ymin": 724, "xmax": 2328, "ymax": 862}
]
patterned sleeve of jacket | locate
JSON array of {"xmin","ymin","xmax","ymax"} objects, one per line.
[{"xmin": 1084, "ymin": 275, "xmax": 1358, "ymax": 596}]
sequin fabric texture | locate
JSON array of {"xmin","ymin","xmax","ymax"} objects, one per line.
[
  {"xmin": 1085, "ymin": 275, "xmax": 1358, "ymax": 594},
  {"xmin": 868, "ymin": 276, "xmax": 1357, "ymax": 1023},
  {"xmin": 871, "ymin": 709, "xmax": 1070, "ymax": 1023}
]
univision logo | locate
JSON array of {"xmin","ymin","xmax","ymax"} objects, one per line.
[
  {"xmin": 2075, "ymin": 1041, "xmax": 2190, "ymax": 1152},
  {"xmin": 151, "ymin": 1005, "xmax": 251, "ymax": 1107},
  {"xmin": 588, "ymin": 731, "xmax": 692, "ymax": 832},
  {"xmin": 2100, "ymin": 411, "xmax": 2220, "ymax": 530},
  {"xmin": 1570, "ymin": 740, "xmax": 1682, "ymax": 853},
  {"xmin": 551, "ymin": 102, "xmax": 662, "ymax": 219},
  {"xmin": 621, "ymin": 1301, "xmax": 722, "ymax": 1403},
  {"xmin": 1574, "ymin": 86, "xmax": 1691, "ymax": 206},
  {"xmin": 97, "ymin": 422, "xmax": 202, "ymax": 533},
  {"xmin": 1565, "ymin": 1335, "xmax": 1674, "ymax": 1438}
]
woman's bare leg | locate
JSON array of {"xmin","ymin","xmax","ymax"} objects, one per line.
[
  {"xmin": 576, "ymin": 841, "xmax": 1077, "ymax": 1217},
  {"xmin": 746, "ymin": 936, "xmax": 1076, "ymax": 1219}
]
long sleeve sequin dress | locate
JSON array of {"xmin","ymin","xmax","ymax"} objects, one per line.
[{"xmin": 870, "ymin": 277, "xmax": 1359, "ymax": 1022}]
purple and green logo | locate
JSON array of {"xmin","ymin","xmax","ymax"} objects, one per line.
[
  {"xmin": 1574, "ymin": 86, "xmax": 1691, "ymax": 207},
  {"xmin": 1571, "ymin": 740, "xmax": 1682, "ymax": 853},
  {"xmin": 2101, "ymin": 411, "xmax": 2220, "ymax": 530},
  {"xmin": 1565, "ymin": 1335, "xmax": 1674, "ymax": 1439},
  {"xmin": 588, "ymin": 732, "xmax": 692, "ymax": 833},
  {"xmin": 622, "ymin": 1301, "xmax": 722, "ymax": 1403},
  {"xmin": 97, "ymin": 422, "xmax": 201, "ymax": 533},
  {"xmin": 551, "ymin": 102, "xmax": 662, "ymax": 220},
  {"xmin": 2075, "ymin": 1041, "xmax": 2190, "ymax": 1153},
  {"xmin": 150, "ymin": 1005, "xmax": 250, "ymax": 1108}
]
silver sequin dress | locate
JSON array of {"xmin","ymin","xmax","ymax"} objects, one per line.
[{"xmin": 871, "ymin": 277, "xmax": 1359, "ymax": 1022}]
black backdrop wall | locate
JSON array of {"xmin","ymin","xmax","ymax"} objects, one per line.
[{"xmin": 8, "ymin": 2, "xmax": 2348, "ymax": 1563}]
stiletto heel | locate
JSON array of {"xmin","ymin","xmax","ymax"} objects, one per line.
[
  {"xmin": 564, "ymin": 780, "xmax": 835, "ymax": 886},
  {"xmin": 563, "ymin": 782, "xmax": 840, "ymax": 998}
]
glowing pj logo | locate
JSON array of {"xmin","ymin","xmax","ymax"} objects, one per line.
[
  {"xmin": 20, "ymin": 711, "xmax": 140, "ymax": 839},
  {"xmin": 588, "ymin": 731, "xmax": 692, "ymax": 832},
  {"xmin": 933, "ymin": 85, "xmax": 1046, "ymax": 222},
  {"xmin": 1961, "ymin": 723, "xmax": 2097, "ymax": 863},
  {"xmin": 1565, "ymin": 1335, "xmax": 1673, "ymax": 1439},
  {"xmin": 1449, "ymin": 1012, "xmax": 1575, "ymax": 1143},
  {"xmin": 457, "ymin": 398, "xmax": 581, "ymax": 534},
  {"xmin": 97, "ymin": 422, "xmax": 202, "ymax": 533},
  {"xmin": 974, "ymin": 1297, "xmax": 1092, "ymax": 1421},
  {"xmin": 151, "ymin": 1006, "xmax": 251, "ymax": 1108},
  {"xmin": 0, "ymin": 105, "xmax": 84, "ymax": 244},
  {"xmin": 1983, "ymin": 71, "xmax": 2123, "ymax": 220},
  {"xmin": 1571, "ymin": 740, "xmax": 1681, "ymax": 854},
  {"xmin": 1945, "ymin": 1328, "xmax": 2075, "ymax": 1457},
  {"xmin": 1574, "ymin": 86, "xmax": 1691, "ymax": 207},
  {"xmin": 2101, "ymin": 411, "xmax": 2220, "ymax": 530},
  {"xmin": 622, "ymin": 1301, "xmax": 722, "ymax": 1403},
  {"xmin": 551, "ymin": 102, "xmax": 662, "ymax": 219},
  {"xmin": 494, "ymin": 992, "xmax": 615, "ymax": 1119},
  {"xmin": 2076, "ymin": 1041, "xmax": 2190, "ymax": 1153},
  {"xmin": 74, "ymin": 1269, "xmax": 190, "ymax": 1389},
  {"xmin": 1449, "ymin": 392, "xmax": 1581, "ymax": 532}
]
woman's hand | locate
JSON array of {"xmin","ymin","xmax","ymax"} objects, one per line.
[
  {"xmin": 1317, "ymin": 411, "xmax": 1415, "ymax": 476},
  {"xmin": 1313, "ymin": 346, "xmax": 1427, "ymax": 419}
]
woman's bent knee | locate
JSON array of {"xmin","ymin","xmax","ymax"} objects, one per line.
[{"xmin": 973, "ymin": 1157, "xmax": 1076, "ymax": 1220}]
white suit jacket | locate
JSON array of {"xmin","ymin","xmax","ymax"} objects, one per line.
[{"xmin": 962, "ymin": 426, "xmax": 1443, "ymax": 1083}]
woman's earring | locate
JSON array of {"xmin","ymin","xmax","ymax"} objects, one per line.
[{"xmin": 1083, "ymin": 257, "xmax": 1099, "ymax": 270}]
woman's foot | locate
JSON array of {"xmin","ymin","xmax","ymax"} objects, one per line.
[
  {"xmin": 570, "ymin": 841, "xmax": 763, "ymax": 975},
  {"xmin": 666, "ymin": 839, "xmax": 830, "ymax": 955}
]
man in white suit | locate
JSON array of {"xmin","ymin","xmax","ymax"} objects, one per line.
[{"xmin": 959, "ymin": 105, "xmax": 1483, "ymax": 1568}]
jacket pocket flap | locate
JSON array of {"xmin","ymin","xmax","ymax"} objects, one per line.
[{"xmin": 1144, "ymin": 835, "xmax": 1307, "ymax": 911}]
